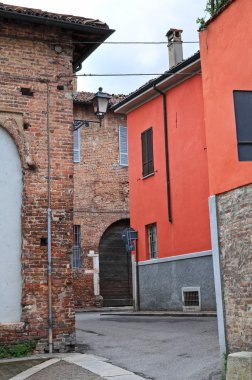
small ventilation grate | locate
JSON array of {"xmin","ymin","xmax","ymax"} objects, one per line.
[
  {"xmin": 182, "ymin": 287, "xmax": 201, "ymax": 311},
  {"xmin": 184, "ymin": 291, "xmax": 199, "ymax": 306}
]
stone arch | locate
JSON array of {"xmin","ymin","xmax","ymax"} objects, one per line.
[
  {"xmin": 0, "ymin": 126, "xmax": 22, "ymax": 322},
  {"xmin": 99, "ymin": 219, "xmax": 132, "ymax": 307}
]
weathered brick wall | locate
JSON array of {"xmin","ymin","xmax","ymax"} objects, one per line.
[
  {"xmin": 73, "ymin": 102, "xmax": 129, "ymax": 308},
  {"xmin": 0, "ymin": 18, "xmax": 75, "ymax": 352},
  {"xmin": 217, "ymin": 184, "xmax": 252, "ymax": 352}
]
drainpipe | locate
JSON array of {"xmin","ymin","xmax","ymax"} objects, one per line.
[
  {"xmin": 47, "ymin": 82, "xmax": 53, "ymax": 354},
  {"xmin": 153, "ymin": 85, "xmax": 172, "ymax": 223}
]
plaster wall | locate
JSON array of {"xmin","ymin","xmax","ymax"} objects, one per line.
[
  {"xmin": 200, "ymin": 0, "xmax": 252, "ymax": 194},
  {"xmin": 138, "ymin": 253, "xmax": 216, "ymax": 311},
  {"xmin": 0, "ymin": 127, "xmax": 22, "ymax": 322},
  {"xmin": 127, "ymin": 75, "xmax": 211, "ymax": 261}
]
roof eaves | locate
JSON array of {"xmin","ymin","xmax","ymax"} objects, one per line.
[{"xmin": 112, "ymin": 51, "xmax": 200, "ymax": 113}]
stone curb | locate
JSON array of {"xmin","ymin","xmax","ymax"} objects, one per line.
[
  {"xmin": 6, "ymin": 353, "xmax": 147, "ymax": 380},
  {"xmin": 100, "ymin": 312, "xmax": 217, "ymax": 317}
]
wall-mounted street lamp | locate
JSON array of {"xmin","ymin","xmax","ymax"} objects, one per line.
[{"xmin": 73, "ymin": 87, "xmax": 111, "ymax": 131}]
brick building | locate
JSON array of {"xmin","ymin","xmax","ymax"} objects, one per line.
[
  {"xmin": 72, "ymin": 92, "xmax": 131, "ymax": 308},
  {"xmin": 0, "ymin": 3, "xmax": 113, "ymax": 352}
]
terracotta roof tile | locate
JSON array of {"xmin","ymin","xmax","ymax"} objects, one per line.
[
  {"xmin": 73, "ymin": 92, "xmax": 127, "ymax": 106},
  {"xmin": 0, "ymin": 2, "xmax": 109, "ymax": 29}
]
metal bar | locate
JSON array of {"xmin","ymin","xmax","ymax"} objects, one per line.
[
  {"xmin": 73, "ymin": 119, "xmax": 101, "ymax": 130},
  {"xmin": 47, "ymin": 82, "xmax": 53, "ymax": 354}
]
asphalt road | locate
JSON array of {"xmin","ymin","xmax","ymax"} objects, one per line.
[{"xmin": 76, "ymin": 313, "xmax": 221, "ymax": 380}]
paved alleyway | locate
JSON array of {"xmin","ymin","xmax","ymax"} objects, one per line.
[{"xmin": 76, "ymin": 313, "xmax": 222, "ymax": 380}]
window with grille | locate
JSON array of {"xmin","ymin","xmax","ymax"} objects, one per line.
[
  {"xmin": 73, "ymin": 127, "xmax": 80, "ymax": 163},
  {"xmin": 141, "ymin": 128, "xmax": 154, "ymax": 177},
  {"xmin": 233, "ymin": 91, "xmax": 252, "ymax": 161},
  {"xmin": 119, "ymin": 125, "xmax": 128, "ymax": 166},
  {"xmin": 72, "ymin": 225, "xmax": 81, "ymax": 269},
  {"xmin": 147, "ymin": 223, "xmax": 158, "ymax": 259},
  {"xmin": 182, "ymin": 287, "xmax": 201, "ymax": 311}
]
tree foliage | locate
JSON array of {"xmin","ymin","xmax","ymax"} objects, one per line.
[{"xmin": 197, "ymin": 0, "xmax": 229, "ymax": 29}]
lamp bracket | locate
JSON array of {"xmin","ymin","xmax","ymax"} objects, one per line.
[{"xmin": 73, "ymin": 119, "xmax": 101, "ymax": 131}]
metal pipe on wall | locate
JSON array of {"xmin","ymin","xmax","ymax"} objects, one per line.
[
  {"xmin": 153, "ymin": 85, "xmax": 172, "ymax": 223},
  {"xmin": 47, "ymin": 82, "xmax": 53, "ymax": 354}
]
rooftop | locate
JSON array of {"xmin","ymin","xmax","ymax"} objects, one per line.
[
  {"xmin": 0, "ymin": 2, "xmax": 114, "ymax": 71},
  {"xmin": 73, "ymin": 92, "xmax": 126, "ymax": 107},
  {"xmin": 112, "ymin": 51, "xmax": 200, "ymax": 113}
]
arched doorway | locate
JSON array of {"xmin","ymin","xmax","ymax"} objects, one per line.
[
  {"xmin": 99, "ymin": 219, "xmax": 133, "ymax": 307},
  {"xmin": 0, "ymin": 126, "xmax": 22, "ymax": 322}
]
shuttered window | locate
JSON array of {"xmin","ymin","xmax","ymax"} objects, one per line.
[
  {"xmin": 73, "ymin": 128, "xmax": 80, "ymax": 163},
  {"xmin": 141, "ymin": 128, "xmax": 154, "ymax": 177},
  {"xmin": 119, "ymin": 125, "xmax": 128, "ymax": 166},
  {"xmin": 233, "ymin": 91, "xmax": 252, "ymax": 161}
]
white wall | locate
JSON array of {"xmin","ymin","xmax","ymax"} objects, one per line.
[{"xmin": 0, "ymin": 127, "xmax": 22, "ymax": 322}]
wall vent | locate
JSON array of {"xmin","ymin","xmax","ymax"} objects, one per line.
[{"xmin": 182, "ymin": 287, "xmax": 201, "ymax": 311}]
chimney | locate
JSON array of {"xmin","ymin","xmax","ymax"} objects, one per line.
[{"xmin": 166, "ymin": 28, "xmax": 183, "ymax": 68}]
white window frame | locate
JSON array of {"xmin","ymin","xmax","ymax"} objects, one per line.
[
  {"xmin": 147, "ymin": 223, "xmax": 158, "ymax": 259},
  {"xmin": 74, "ymin": 127, "xmax": 80, "ymax": 163},
  {"xmin": 119, "ymin": 125, "xmax": 128, "ymax": 166}
]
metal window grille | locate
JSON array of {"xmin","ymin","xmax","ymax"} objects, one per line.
[
  {"xmin": 141, "ymin": 128, "xmax": 154, "ymax": 177},
  {"xmin": 119, "ymin": 125, "xmax": 128, "ymax": 166},
  {"xmin": 72, "ymin": 225, "xmax": 81, "ymax": 269},
  {"xmin": 184, "ymin": 291, "xmax": 199, "ymax": 306},
  {"xmin": 147, "ymin": 223, "xmax": 158, "ymax": 259},
  {"xmin": 182, "ymin": 287, "xmax": 201, "ymax": 311}
]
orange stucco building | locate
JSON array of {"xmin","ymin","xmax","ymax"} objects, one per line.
[
  {"xmin": 200, "ymin": 0, "xmax": 252, "ymax": 354},
  {"xmin": 114, "ymin": 40, "xmax": 216, "ymax": 312}
]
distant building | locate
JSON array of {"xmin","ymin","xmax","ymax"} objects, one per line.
[{"xmin": 72, "ymin": 92, "xmax": 132, "ymax": 308}]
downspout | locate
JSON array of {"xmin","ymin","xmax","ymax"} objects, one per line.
[
  {"xmin": 153, "ymin": 85, "xmax": 172, "ymax": 223},
  {"xmin": 47, "ymin": 82, "xmax": 53, "ymax": 354}
]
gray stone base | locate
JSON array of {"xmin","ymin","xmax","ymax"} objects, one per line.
[
  {"xmin": 35, "ymin": 333, "xmax": 76, "ymax": 354},
  {"xmin": 138, "ymin": 252, "xmax": 216, "ymax": 311},
  {"xmin": 226, "ymin": 351, "xmax": 252, "ymax": 380}
]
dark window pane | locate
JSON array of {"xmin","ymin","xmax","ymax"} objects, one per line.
[
  {"xmin": 233, "ymin": 91, "xmax": 252, "ymax": 161},
  {"xmin": 141, "ymin": 128, "xmax": 154, "ymax": 176},
  {"xmin": 238, "ymin": 143, "xmax": 252, "ymax": 161}
]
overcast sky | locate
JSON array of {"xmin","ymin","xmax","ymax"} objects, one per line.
[{"xmin": 5, "ymin": 0, "xmax": 207, "ymax": 95}]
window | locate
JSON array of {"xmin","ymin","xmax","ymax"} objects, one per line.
[
  {"xmin": 233, "ymin": 91, "xmax": 252, "ymax": 161},
  {"xmin": 119, "ymin": 125, "xmax": 128, "ymax": 166},
  {"xmin": 147, "ymin": 223, "xmax": 158, "ymax": 259},
  {"xmin": 141, "ymin": 128, "xmax": 154, "ymax": 177},
  {"xmin": 73, "ymin": 128, "xmax": 80, "ymax": 163},
  {"xmin": 72, "ymin": 225, "xmax": 81, "ymax": 269}
]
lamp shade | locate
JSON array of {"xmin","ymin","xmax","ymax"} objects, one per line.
[{"xmin": 92, "ymin": 87, "xmax": 110, "ymax": 120}]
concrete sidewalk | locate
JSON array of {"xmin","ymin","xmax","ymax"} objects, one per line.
[{"xmin": 0, "ymin": 353, "xmax": 147, "ymax": 380}]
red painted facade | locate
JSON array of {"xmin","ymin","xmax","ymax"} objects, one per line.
[
  {"xmin": 200, "ymin": 0, "xmax": 252, "ymax": 195},
  {"xmin": 127, "ymin": 74, "xmax": 211, "ymax": 261}
]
